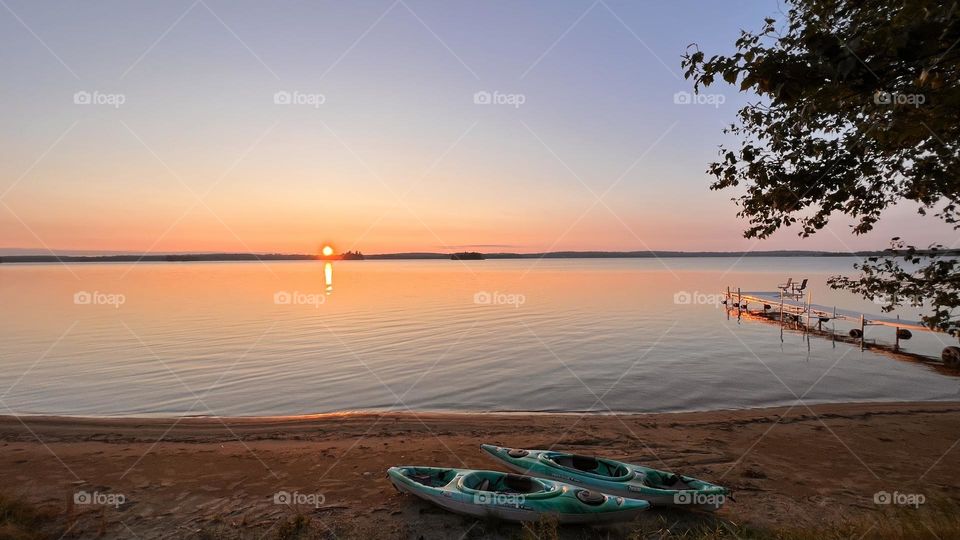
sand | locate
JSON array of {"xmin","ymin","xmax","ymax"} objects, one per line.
[{"xmin": 2, "ymin": 401, "xmax": 959, "ymax": 538}]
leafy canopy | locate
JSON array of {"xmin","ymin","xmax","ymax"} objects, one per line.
[{"xmin": 682, "ymin": 0, "xmax": 960, "ymax": 331}]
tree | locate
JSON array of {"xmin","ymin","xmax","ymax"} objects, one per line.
[{"xmin": 682, "ymin": 0, "xmax": 960, "ymax": 331}]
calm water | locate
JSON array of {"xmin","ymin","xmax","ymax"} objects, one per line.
[{"xmin": 0, "ymin": 258, "xmax": 957, "ymax": 417}]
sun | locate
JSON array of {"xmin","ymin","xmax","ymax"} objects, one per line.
[{"xmin": 321, "ymin": 245, "xmax": 334, "ymax": 257}]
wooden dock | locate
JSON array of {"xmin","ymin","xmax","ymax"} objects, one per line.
[{"xmin": 723, "ymin": 286, "xmax": 960, "ymax": 367}]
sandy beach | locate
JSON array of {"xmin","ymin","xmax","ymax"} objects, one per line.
[{"xmin": 2, "ymin": 401, "xmax": 959, "ymax": 538}]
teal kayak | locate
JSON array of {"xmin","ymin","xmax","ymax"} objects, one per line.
[
  {"xmin": 387, "ymin": 466, "xmax": 650, "ymax": 523},
  {"xmin": 480, "ymin": 445, "xmax": 729, "ymax": 510}
]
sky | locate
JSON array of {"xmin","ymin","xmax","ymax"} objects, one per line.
[{"xmin": 0, "ymin": 0, "xmax": 954, "ymax": 255}]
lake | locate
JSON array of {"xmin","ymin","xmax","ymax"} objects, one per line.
[{"xmin": 0, "ymin": 257, "xmax": 956, "ymax": 416}]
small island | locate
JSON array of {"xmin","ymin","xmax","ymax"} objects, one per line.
[
  {"xmin": 450, "ymin": 252, "xmax": 484, "ymax": 260},
  {"xmin": 319, "ymin": 249, "xmax": 364, "ymax": 261},
  {"xmin": 338, "ymin": 250, "xmax": 365, "ymax": 260}
]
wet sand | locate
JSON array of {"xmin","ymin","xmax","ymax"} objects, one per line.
[{"xmin": 2, "ymin": 401, "xmax": 959, "ymax": 538}]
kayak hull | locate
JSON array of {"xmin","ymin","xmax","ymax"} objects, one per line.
[
  {"xmin": 388, "ymin": 466, "xmax": 650, "ymax": 524},
  {"xmin": 480, "ymin": 445, "xmax": 729, "ymax": 511}
]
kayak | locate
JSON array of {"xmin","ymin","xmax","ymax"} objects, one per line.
[
  {"xmin": 387, "ymin": 466, "xmax": 650, "ymax": 523},
  {"xmin": 480, "ymin": 445, "xmax": 729, "ymax": 510}
]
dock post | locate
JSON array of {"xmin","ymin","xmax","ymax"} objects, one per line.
[
  {"xmin": 779, "ymin": 290, "xmax": 784, "ymax": 327},
  {"xmin": 726, "ymin": 287, "xmax": 730, "ymax": 320},
  {"xmin": 832, "ymin": 306, "xmax": 837, "ymax": 345},
  {"xmin": 737, "ymin": 287, "xmax": 742, "ymax": 319},
  {"xmin": 859, "ymin": 314, "xmax": 865, "ymax": 351},
  {"xmin": 894, "ymin": 315, "xmax": 901, "ymax": 352}
]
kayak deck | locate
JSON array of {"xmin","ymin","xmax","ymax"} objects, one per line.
[
  {"xmin": 480, "ymin": 445, "xmax": 728, "ymax": 509},
  {"xmin": 388, "ymin": 466, "xmax": 651, "ymax": 523}
]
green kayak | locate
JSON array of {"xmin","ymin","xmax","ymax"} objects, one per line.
[
  {"xmin": 480, "ymin": 445, "xmax": 729, "ymax": 510},
  {"xmin": 388, "ymin": 466, "xmax": 650, "ymax": 523}
]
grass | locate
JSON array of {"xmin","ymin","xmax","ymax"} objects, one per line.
[
  {"xmin": 522, "ymin": 515, "xmax": 560, "ymax": 540},
  {"xmin": 624, "ymin": 501, "xmax": 960, "ymax": 539},
  {"xmin": 187, "ymin": 502, "xmax": 960, "ymax": 539},
  {"xmin": 4, "ymin": 493, "xmax": 957, "ymax": 539},
  {"xmin": 0, "ymin": 494, "xmax": 60, "ymax": 540}
]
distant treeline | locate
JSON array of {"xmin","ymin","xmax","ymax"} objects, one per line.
[
  {"xmin": 0, "ymin": 253, "xmax": 318, "ymax": 263},
  {"xmin": 450, "ymin": 252, "xmax": 485, "ymax": 260},
  {"xmin": 2, "ymin": 249, "xmax": 957, "ymax": 264},
  {"xmin": 379, "ymin": 249, "xmax": 960, "ymax": 259}
]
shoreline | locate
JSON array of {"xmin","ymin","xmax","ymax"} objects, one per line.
[
  {"xmin": 6, "ymin": 397, "xmax": 960, "ymax": 424},
  {"xmin": 3, "ymin": 401, "xmax": 960, "ymax": 537}
]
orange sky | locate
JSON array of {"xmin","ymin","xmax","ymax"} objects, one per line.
[{"xmin": 1, "ymin": 1, "xmax": 954, "ymax": 256}]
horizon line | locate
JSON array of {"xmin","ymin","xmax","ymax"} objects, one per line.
[{"xmin": 2, "ymin": 247, "xmax": 957, "ymax": 262}]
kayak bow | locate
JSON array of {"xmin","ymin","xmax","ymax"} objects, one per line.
[
  {"xmin": 480, "ymin": 445, "xmax": 729, "ymax": 510},
  {"xmin": 387, "ymin": 466, "xmax": 650, "ymax": 523}
]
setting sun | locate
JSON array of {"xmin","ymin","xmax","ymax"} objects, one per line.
[{"xmin": 321, "ymin": 245, "xmax": 334, "ymax": 257}]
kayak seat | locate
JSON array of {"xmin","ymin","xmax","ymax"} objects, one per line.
[
  {"xmin": 652, "ymin": 473, "xmax": 692, "ymax": 489},
  {"xmin": 553, "ymin": 454, "xmax": 630, "ymax": 478},
  {"xmin": 462, "ymin": 471, "xmax": 548, "ymax": 494},
  {"xmin": 503, "ymin": 474, "xmax": 537, "ymax": 494},
  {"xmin": 614, "ymin": 464, "xmax": 630, "ymax": 476},
  {"xmin": 597, "ymin": 461, "xmax": 629, "ymax": 478},
  {"xmin": 554, "ymin": 454, "xmax": 600, "ymax": 472},
  {"xmin": 410, "ymin": 473, "xmax": 434, "ymax": 486},
  {"xmin": 406, "ymin": 468, "xmax": 458, "ymax": 487},
  {"xmin": 573, "ymin": 455, "xmax": 600, "ymax": 471}
]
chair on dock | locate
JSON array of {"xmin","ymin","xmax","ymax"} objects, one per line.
[
  {"xmin": 791, "ymin": 279, "xmax": 808, "ymax": 298},
  {"xmin": 777, "ymin": 278, "xmax": 793, "ymax": 295}
]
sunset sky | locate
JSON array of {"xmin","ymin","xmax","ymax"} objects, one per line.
[{"xmin": 1, "ymin": 0, "xmax": 953, "ymax": 255}]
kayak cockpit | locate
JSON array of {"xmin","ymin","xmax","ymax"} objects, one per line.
[
  {"xmin": 398, "ymin": 467, "xmax": 459, "ymax": 488},
  {"xmin": 459, "ymin": 471, "xmax": 554, "ymax": 495},
  {"xmin": 641, "ymin": 470, "xmax": 698, "ymax": 490},
  {"xmin": 543, "ymin": 453, "xmax": 633, "ymax": 481}
]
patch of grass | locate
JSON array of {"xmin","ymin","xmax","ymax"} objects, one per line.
[
  {"xmin": 522, "ymin": 514, "xmax": 559, "ymax": 540},
  {"xmin": 275, "ymin": 515, "xmax": 311, "ymax": 540},
  {"xmin": 0, "ymin": 494, "xmax": 59, "ymax": 540},
  {"xmin": 189, "ymin": 500, "xmax": 960, "ymax": 539},
  {"xmin": 625, "ymin": 500, "xmax": 960, "ymax": 539},
  {"xmin": 194, "ymin": 512, "xmax": 411, "ymax": 540}
]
